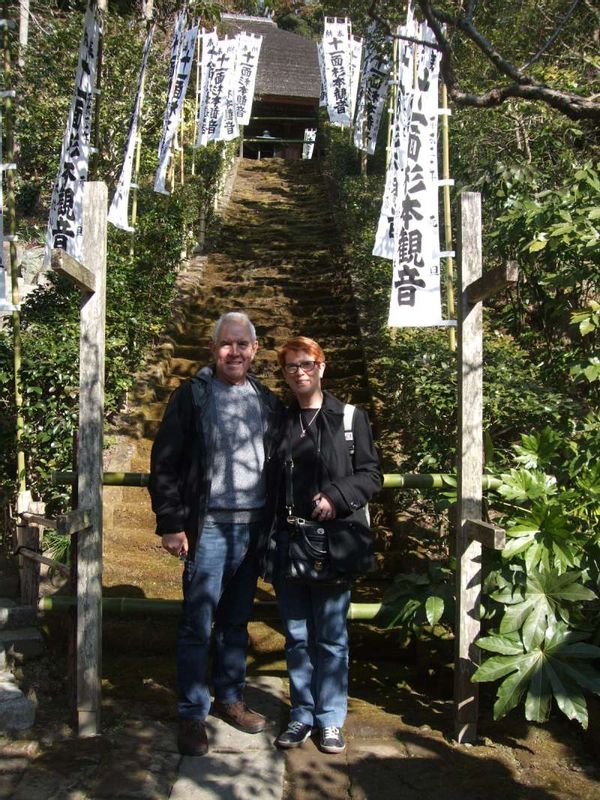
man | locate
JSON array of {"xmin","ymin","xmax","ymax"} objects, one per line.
[{"xmin": 149, "ymin": 312, "xmax": 284, "ymax": 756}]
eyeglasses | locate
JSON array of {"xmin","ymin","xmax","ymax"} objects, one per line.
[{"xmin": 283, "ymin": 360, "xmax": 320, "ymax": 375}]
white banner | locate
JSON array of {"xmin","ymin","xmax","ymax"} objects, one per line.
[
  {"xmin": 44, "ymin": 3, "xmax": 101, "ymax": 266},
  {"xmin": 317, "ymin": 42, "xmax": 327, "ymax": 108},
  {"xmin": 302, "ymin": 128, "xmax": 316, "ymax": 160},
  {"xmin": 235, "ymin": 32, "xmax": 262, "ymax": 126},
  {"xmin": 353, "ymin": 27, "xmax": 392, "ymax": 154},
  {"xmin": 157, "ymin": 11, "xmax": 186, "ymax": 160},
  {"xmin": 108, "ymin": 24, "xmax": 154, "ymax": 230},
  {"xmin": 197, "ymin": 36, "xmax": 239, "ymax": 144},
  {"xmin": 373, "ymin": 21, "xmax": 416, "ymax": 260},
  {"xmin": 323, "ymin": 17, "xmax": 352, "ymax": 127},
  {"xmin": 0, "ymin": 103, "xmax": 7, "ymax": 311},
  {"xmin": 349, "ymin": 35, "xmax": 363, "ymax": 123},
  {"xmin": 388, "ymin": 22, "xmax": 444, "ymax": 327},
  {"xmin": 195, "ymin": 29, "xmax": 218, "ymax": 148},
  {"xmin": 154, "ymin": 23, "xmax": 199, "ymax": 195}
]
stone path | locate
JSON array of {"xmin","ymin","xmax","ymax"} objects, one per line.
[{"xmin": 3, "ymin": 670, "xmax": 599, "ymax": 800}]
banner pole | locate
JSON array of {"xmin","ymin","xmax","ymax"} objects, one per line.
[
  {"xmin": 129, "ymin": 16, "xmax": 152, "ymax": 260},
  {"xmin": 441, "ymin": 82, "xmax": 456, "ymax": 351},
  {"xmin": 1, "ymin": 3, "xmax": 26, "ymax": 494}
]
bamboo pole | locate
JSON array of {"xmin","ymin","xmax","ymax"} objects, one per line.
[
  {"xmin": 441, "ymin": 83, "xmax": 456, "ymax": 351},
  {"xmin": 385, "ymin": 33, "xmax": 398, "ymax": 170},
  {"xmin": 40, "ymin": 595, "xmax": 383, "ymax": 621},
  {"xmin": 1, "ymin": 5, "xmax": 26, "ymax": 494},
  {"xmin": 51, "ymin": 470, "xmax": 503, "ymax": 491}
]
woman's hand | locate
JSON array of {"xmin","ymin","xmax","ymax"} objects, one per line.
[
  {"xmin": 162, "ymin": 532, "xmax": 188, "ymax": 560},
  {"xmin": 311, "ymin": 493, "xmax": 336, "ymax": 521}
]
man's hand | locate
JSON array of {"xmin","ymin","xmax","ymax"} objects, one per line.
[
  {"xmin": 311, "ymin": 493, "xmax": 336, "ymax": 521},
  {"xmin": 162, "ymin": 532, "xmax": 189, "ymax": 560}
]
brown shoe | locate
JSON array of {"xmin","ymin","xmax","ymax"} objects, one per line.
[
  {"xmin": 177, "ymin": 717, "xmax": 208, "ymax": 756},
  {"xmin": 212, "ymin": 700, "xmax": 266, "ymax": 733}
]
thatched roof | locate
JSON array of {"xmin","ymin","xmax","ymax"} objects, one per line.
[{"xmin": 222, "ymin": 14, "xmax": 320, "ymax": 101}]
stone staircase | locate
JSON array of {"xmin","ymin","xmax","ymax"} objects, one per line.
[{"xmin": 103, "ymin": 157, "xmax": 372, "ymax": 598}]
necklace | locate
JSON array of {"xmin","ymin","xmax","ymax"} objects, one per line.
[{"xmin": 299, "ymin": 408, "xmax": 321, "ymax": 438}]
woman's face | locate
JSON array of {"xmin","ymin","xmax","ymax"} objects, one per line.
[{"xmin": 282, "ymin": 349, "xmax": 325, "ymax": 401}]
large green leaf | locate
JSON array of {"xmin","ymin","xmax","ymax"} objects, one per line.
[{"xmin": 474, "ymin": 623, "xmax": 600, "ymax": 728}]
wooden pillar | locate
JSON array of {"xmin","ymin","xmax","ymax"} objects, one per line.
[
  {"xmin": 76, "ymin": 182, "xmax": 107, "ymax": 737},
  {"xmin": 455, "ymin": 192, "xmax": 483, "ymax": 743}
]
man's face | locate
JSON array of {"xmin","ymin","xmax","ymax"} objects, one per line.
[{"xmin": 211, "ymin": 320, "xmax": 258, "ymax": 385}]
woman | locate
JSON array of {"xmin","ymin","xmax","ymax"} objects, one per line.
[{"xmin": 272, "ymin": 336, "xmax": 382, "ymax": 754}]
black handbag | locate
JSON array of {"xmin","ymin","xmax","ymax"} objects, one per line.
[
  {"xmin": 286, "ymin": 516, "xmax": 348, "ymax": 585},
  {"xmin": 283, "ymin": 429, "xmax": 374, "ymax": 585}
]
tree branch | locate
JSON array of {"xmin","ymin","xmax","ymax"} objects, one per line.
[
  {"xmin": 521, "ymin": 0, "xmax": 582, "ymax": 71},
  {"xmin": 414, "ymin": 0, "xmax": 600, "ymax": 121}
]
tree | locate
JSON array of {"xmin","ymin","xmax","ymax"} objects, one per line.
[{"xmin": 368, "ymin": 0, "xmax": 600, "ymax": 121}]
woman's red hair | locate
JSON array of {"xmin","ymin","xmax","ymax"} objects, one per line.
[{"xmin": 277, "ymin": 336, "xmax": 325, "ymax": 369}]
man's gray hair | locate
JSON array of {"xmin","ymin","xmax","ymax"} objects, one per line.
[{"xmin": 212, "ymin": 312, "xmax": 257, "ymax": 343}]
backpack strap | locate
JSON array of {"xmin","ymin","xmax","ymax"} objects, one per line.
[{"xmin": 343, "ymin": 403, "xmax": 356, "ymax": 458}]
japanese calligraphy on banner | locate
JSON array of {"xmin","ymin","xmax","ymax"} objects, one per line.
[
  {"xmin": 44, "ymin": 2, "xmax": 101, "ymax": 266},
  {"xmin": 235, "ymin": 33, "xmax": 262, "ymax": 126},
  {"xmin": 373, "ymin": 19, "xmax": 417, "ymax": 260},
  {"xmin": 322, "ymin": 17, "xmax": 352, "ymax": 127},
  {"xmin": 353, "ymin": 27, "xmax": 392, "ymax": 155},
  {"xmin": 195, "ymin": 35, "xmax": 239, "ymax": 145},
  {"xmin": 302, "ymin": 129, "xmax": 316, "ymax": 160},
  {"xmin": 157, "ymin": 11, "xmax": 186, "ymax": 160},
  {"xmin": 155, "ymin": 22, "xmax": 198, "ymax": 195},
  {"xmin": 108, "ymin": 23, "xmax": 154, "ymax": 230},
  {"xmin": 195, "ymin": 29, "xmax": 218, "ymax": 148},
  {"xmin": 388, "ymin": 22, "xmax": 445, "ymax": 327}
]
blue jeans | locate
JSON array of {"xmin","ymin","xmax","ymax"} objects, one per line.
[
  {"xmin": 274, "ymin": 530, "xmax": 351, "ymax": 729},
  {"xmin": 177, "ymin": 520, "xmax": 261, "ymax": 720}
]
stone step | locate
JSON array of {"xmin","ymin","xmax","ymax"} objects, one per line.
[
  {"xmin": 0, "ymin": 601, "xmax": 37, "ymax": 631},
  {"xmin": 0, "ymin": 628, "xmax": 45, "ymax": 660},
  {"xmin": 0, "ymin": 672, "xmax": 36, "ymax": 731}
]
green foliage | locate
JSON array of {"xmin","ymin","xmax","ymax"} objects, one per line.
[
  {"xmin": 473, "ymin": 623, "xmax": 600, "ymax": 728},
  {"xmin": 377, "ymin": 562, "xmax": 455, "ymax": 635}
]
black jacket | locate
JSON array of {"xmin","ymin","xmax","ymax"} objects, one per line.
[
  {"xmin": 148, "ymin": 366, "xmax": 285, "ymax": 559},
  {"xmin": 264, "ymin": 391, "xmax": 383, "ymax": 580}
]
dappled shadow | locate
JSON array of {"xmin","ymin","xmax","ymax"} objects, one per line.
[{"xmin": 284, "ymin": 726, "xmax": 599, "ymax": 800}]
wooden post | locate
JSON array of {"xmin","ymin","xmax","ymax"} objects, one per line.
[
  {"xmin": 76, "ymin": 181, "xmax": 107, "ymax": 737},
  {"xmin": 455, "ymin": 192, "xmax": 483, "ymax": 743}
]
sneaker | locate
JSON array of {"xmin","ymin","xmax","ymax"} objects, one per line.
[
  {"xmin": 177, "ymin": 717, "xmax": 208, "ymax": 757},
  {"xmin": 275, "ymin": 721, "xmax": 312, "ymax": 749},
  {"xmin": 212, "ymin": 700, "xmax": 266, "ymax": 733},
  {"xmin": 319, "ymin": 725, "xmax": 345, "ymax": 754}
]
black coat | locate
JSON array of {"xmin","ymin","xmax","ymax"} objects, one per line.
[
  {"xmin": 148, "ymin": 366, "xmax": 285, "ymax": 560},
  {"xmin": 264, "ymin": 391, "xmax": 383, "ymax": 580}
]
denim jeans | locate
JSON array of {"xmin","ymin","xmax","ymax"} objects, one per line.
[
  {"xmin": 274, "ymin": 530, "xmax": 351, "ymax": 729},
  {"xmin": 177, "ymin": 520, "xmax": 261, "ymax": 720}
]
